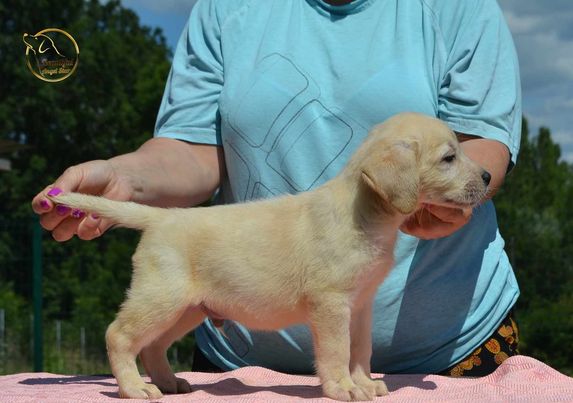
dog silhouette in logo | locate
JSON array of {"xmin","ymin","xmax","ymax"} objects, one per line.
[{"xmin": 23, "ymin": 33, "xmax": 67, "ymax": 77}]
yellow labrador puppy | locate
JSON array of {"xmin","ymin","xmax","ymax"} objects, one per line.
[{"xmin": 47, "ymin": 113, "xmax": 490, "ymax": 401}]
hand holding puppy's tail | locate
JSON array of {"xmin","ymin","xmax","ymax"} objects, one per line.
[{"xmin": 46, "ymin": 192, "xmax": 165, "ymax": 231}]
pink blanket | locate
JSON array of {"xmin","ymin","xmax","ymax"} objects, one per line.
[{"xmin": 2, "ymin": 356, "xmax": 572, "ymax": 402}]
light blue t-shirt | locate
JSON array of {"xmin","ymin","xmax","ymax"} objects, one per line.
[{"xmin": 155, "ymin": 0, "xmax": 521, "ymax": 373}]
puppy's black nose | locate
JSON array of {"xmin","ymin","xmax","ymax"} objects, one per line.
[{"xmin": 482, "ymin": 171, "xmax": 491, "ymax": 186}]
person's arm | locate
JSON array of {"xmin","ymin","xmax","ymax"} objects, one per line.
[
  {"xmin": 400, "ymin": 134, "xmax": 510, "ymax": 240},
  {"xmin": 402, "ymin": 0, "xmax": 521, "ymax": 240},
  {"xmin": 457, "ymin": 134, "xmax": 510, "ymax": 199},
  {"xmin": 34, "ymin": 1, "xmax": 229, "ymax": 241},
  {"xmin": 32, "ymin": 138, "xmax": 225, "ymax": 241},
  {"xmin": 116, "ymin": 138, "xmax": 225, "ymax": 208}
]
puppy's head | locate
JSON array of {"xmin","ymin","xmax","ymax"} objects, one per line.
[{"xmin": 356, "ymin": 113, "xmax": 490, "ymax": 215}]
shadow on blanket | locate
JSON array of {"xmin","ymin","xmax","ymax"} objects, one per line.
[
  {"xmin": 17, "ymin": 372, "xmax": 437, "ymax": 400},
  {"xmin": 148, "ymin": 378, "xmax": 323, "ymax": 399},
  {"xmin": 3, "ymin": 357, "xmax": 572, "ymax": 402},
  {"xmin": 382, "ymin": 374, "xmax": 438, "ymax": 392},
  {"xmin": 19, "ymin": 375, "xmax": 116, "ymax": 388}
]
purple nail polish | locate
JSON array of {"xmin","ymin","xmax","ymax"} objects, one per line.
[
  {"xmin": 48, "ymin": 188, "xmax": 63, "ymax": 197},
  {"xmin": 71, "ymin": 209, "xmax": 85, "ymax": 219},
  {"xmin": 56, "ymin": 205, "xmax": 71, "ymax": 216},
  {"xmin": 39, "ymin": 200, "xmax": 50, "ymax": 210}
]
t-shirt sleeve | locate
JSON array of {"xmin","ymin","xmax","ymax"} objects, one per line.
[
  {"xmin": 154, "ymin": 0, "xmax": 224, "ymax": 146},
  {"xmin": 436, "ymin": 0, "xmax": 521, "ymax": 167}
]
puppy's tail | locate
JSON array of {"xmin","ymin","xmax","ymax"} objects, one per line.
[{"xmin": 47, "ymin": 192, "xmax": 167, "ymax": 231}]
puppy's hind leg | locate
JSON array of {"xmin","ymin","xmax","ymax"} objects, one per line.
[
  {"xmin": 106, "ymin": 251, "xmax": 197, "ymax": 399},
  {"xmin": 106, "ymin": 307, "xmax": 186, "ymax": 399},
  {"xmin": 140, "ymin": 305, "xmax": 207, "ymax": 395}
]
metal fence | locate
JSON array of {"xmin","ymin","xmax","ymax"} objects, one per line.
[
  {"xmin": 0, "ymin": 217, "xmax": 84, "ymax": 373},
  {"xmin": 0, "ymin": 216, "xmax": 194, "ymax": 375}
]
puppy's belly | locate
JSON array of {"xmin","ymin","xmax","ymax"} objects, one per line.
[{"xmin": 201, "ymin": 301, "xmax": 308, "ymax": 331}]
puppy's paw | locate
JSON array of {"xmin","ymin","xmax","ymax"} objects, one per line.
[
  {"xmin": 119, "ymin": 382, "xmax": 163, "ymax": 399},
  {"xmin": 155, "ymin": 376, "xmax": 192, "ymax": 394},
  {"xmin": 322, "ymin": 377, "xmax": 374, "ymax": 401},
  {"xmin": 175, "ymin": 377, "xmax": 193, "ymax": 394},
  {"xmin": 352, "ymin": 376, "xmax": 389, "ymax": 398}
]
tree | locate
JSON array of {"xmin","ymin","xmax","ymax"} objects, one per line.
[
  {"xmin": 0, "ymin": 0, "xmax": 173, "ymax": 372},
  {"xmin": 1, "ymin": 1, "xmax": 572, "ymax": 375},
  {"xmin": 495, "ymin": 118, "xmax": 573, "ymax": 372}
]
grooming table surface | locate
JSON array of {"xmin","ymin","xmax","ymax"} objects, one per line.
[{"xmin": 2, "ymin": 356, "xmax": 572, "ymax": 402}]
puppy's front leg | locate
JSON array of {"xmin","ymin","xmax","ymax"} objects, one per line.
[
  {"xmin": 309, "ymin": 294, "xmax": 374, "ymax": 401},
  {"xmin": 349, "ymin": 301, "xmax": 388, "ymax": 398}
]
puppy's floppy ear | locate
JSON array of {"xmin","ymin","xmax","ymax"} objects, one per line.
[{"xmin": 360, "ymin": 141, "xmax": 419, "ymax": 215}]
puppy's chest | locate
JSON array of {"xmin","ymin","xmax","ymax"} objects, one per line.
[
  {"xmin": 357, "ymin": 252, "xmax": 393, "ymax": 282},
  {"xmin": 350, "ymin": 255, "xmax": 394, "ymax": 306},
  {"xmin": 322, "ymin": 230, "xmax": 392, "ymax": 286},
  {"xmin": 347, "ymin": 228, "xmax": 398, "ymax": 297}
]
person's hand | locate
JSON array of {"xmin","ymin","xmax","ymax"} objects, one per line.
[
  {"xmin": 31, "ymin": 160, "xmax": 134, "ymax": 241},
  {"xmin": 32, "ymin": 139, "xmax": 225, "ymax": 242},
  {"xmin": 400, "ymin": 204, "xmax": 473, "ymax": 240}
]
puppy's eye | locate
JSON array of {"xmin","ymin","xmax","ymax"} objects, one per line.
[{"xmin": 442, "ymin": 154, "xmax": 456, "ymax": 163}]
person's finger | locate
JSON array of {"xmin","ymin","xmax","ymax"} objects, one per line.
[
  {"xmin": 35, "ymin": 162, "xmax": 107, "ymax": 232},
  {"xmin": 400, "ymin": 206, "xmax": 471, "ymax": 240},
  {"xmin": 31, "ymin": 185, "xmax": 58, "ymax": 214},
  {"xmin": 52, "ymin": 165, "xmax": 86, "ymax": 192},
  {"xmin": 39, "ymin": 200, "xmax": 73, "ymax": 231},
  {"xmin": 461, "ymin": 207, "xmax": 473, "ymax": 218},
  {"xmin": 76, "ymin": 215, "xmax": 113, "ymax": 240},
  {"xmin": 401, "ymin": 209, "xmax": 433, "ymax": 236},
  {"xmin": 401, "ymin": 220, "xmax": 457, "ymax": 240},
  {"xmin": 33, "ymin": 164, "xmax": 86, "ymax": 219},
  {"xmin": 424, "ymin": 204, "xmax": 466, "ymax": 223},
  {"xmin": 51, "ymin": 216, "xmax": 80, "ymax": 242}
]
